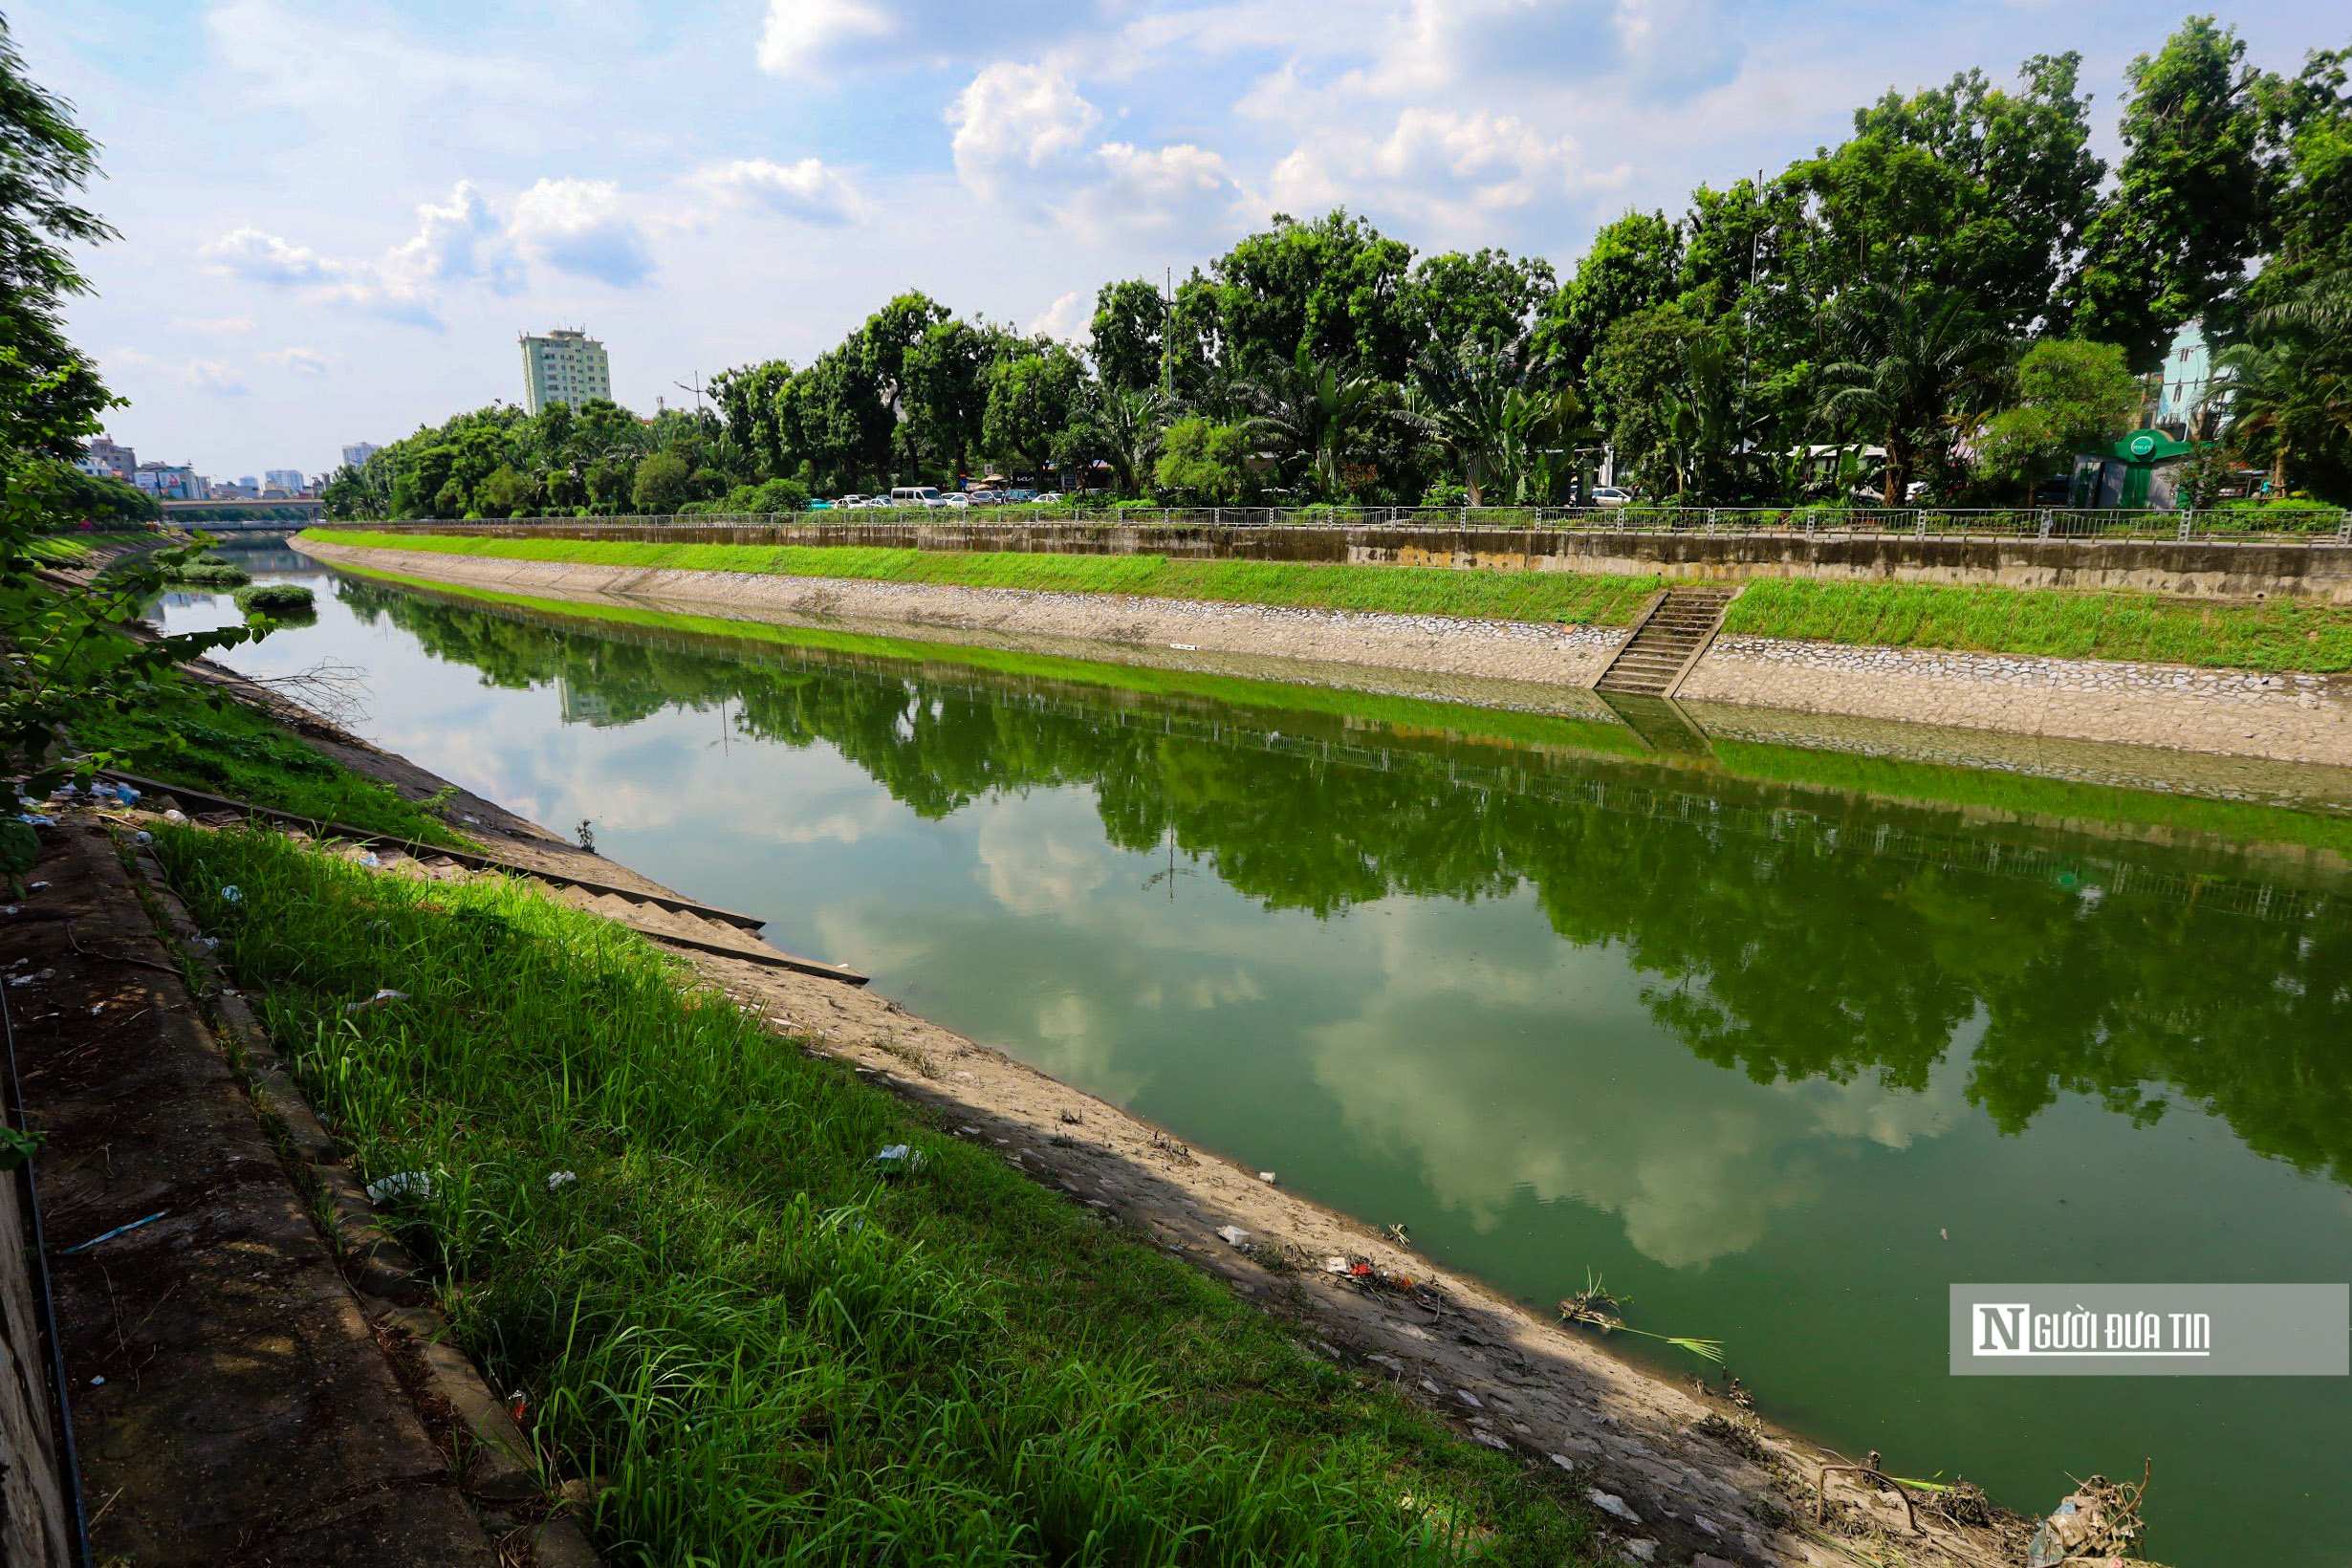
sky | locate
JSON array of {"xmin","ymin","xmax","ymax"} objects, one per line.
[{"xmin": 15, "ymin": 1, "xmax": 2345, "ymax": 480}]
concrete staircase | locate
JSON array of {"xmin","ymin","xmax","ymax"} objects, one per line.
[{"xmin": 1594, "ymin": 585, "xmax": 1736, "ymax": 697}]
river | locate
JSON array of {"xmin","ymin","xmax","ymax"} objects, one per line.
[{"xmin": 161, "ymin": 548, "xmax": 2352, "ymax": 1566}]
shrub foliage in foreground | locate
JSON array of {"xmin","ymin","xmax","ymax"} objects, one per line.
[{"xmin": 156, "ymin": 826, "xmax": 1599, "ymax": 1567}]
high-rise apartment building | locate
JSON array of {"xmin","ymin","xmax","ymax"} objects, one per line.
[
  {"xmin": 264, "ymin": 468, "xmax": 304, "ymax": 493},
  {"xmin": 519, "ymin": 328, "xmax": 612, "ymax": 415},
  {"xmin": 340, "ymin": 441, "xmax": 381, "ymax": 470}
]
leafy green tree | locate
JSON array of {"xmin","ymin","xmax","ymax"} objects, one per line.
[
  {"xmin": 1206, "ymin": 209, "xmax": 1416, "ymax": 379},
  {"xmin": 631, "ymin": 450, "xmax": 690, "ymax": 513},
  {"xmin": 2246, "ymin": 46, "xmax": 2352, "ymax": 315},
  {"xmin": 1152, "ymin": 417, "xmax": 1251, "ymax": 503},
  {"xmin": 2066, "ymin": 16, "xmax": 2278, "ymax": 367},
  {"xmin": 1815, "ymin": 284, "xmax": 2008, "ymax": 503},
  {"xmin": 1403, "ymin": 250, "xmax": 1556, "ymax": 362},
  {"xmin": 1971, "ymin": 339, "xmax": 2144, "ymax": 497},
  {"xmin": 475, "ymin": 463, "xmax": 534, "ymax": 517},
  {"xmin": 1588, "ymin": 304, "xmax": 1712, "ymax": 496},
  {"xmin": 1090, "ymin": 278, "xmax": 1167, "ymax": 394},
  {"xmin": 1530, "ymin": 211, "xmax": 1683, "ymax": 387},
  {"xmin": 982, "ymin": 341, "xmax": 1086, "ymax": 478},
  {"xmin": 1081, "ymin": 383, "xmax": 1168, "ymax": 497},
  {"xmin": 2215, "ymin": 284, "xmax": 2352, "ymax": 502},
  {"xmin": 902, "ymin": 316, "xmax": 1008, "ymax": 479}
]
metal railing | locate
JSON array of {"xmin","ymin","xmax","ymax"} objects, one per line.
[{"xmin": 338, "ymin": 503, "xmax": 2352, "ymax": 544}]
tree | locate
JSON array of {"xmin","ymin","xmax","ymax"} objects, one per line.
[
  {"xmin": 982, "ymin": 341, "xmax": 1086, "ymax": 477},
  {"xmin": 1081, "ymin": 383, "xmax": 1168, "ymax": 497},
  {"xmin": 2214, "ymin": 283, "xmax": 2352, "ymax": 501},
  {"xmin": 1971, "ymin": 339, "xmax": 2144, "ymax": 497},
  {"xmin": 1530, "ymin": 211, "xmax": 1684, "ymax": 387},
  {"xmin": 1090, "ymin": 278, "xmax": 1167, "ymax": 394},
  {"xmin": 1207, "ymin": 209, "xmax": 1417, "ymax": 380},
  {"xmin": 2066, "ymin": 17, "xmax": 2278, "ymax": 368},
  {"xmin": 2246, "ymin": 46, "xmax": 2352, "ymax": 316},
  {"xmin": 1240, "ymin": 344, "xmax": 1392, "ymax": 499},
  {"xmin": 1404, "ymin": 250, "xmax": 1556, "ymax": 364},
  {"xmin": 1153, "ymin": 418, "xmax": 1251, "ymax": 503},
  {"xmin": 901, "ymin": 316, "xmax": 1005, "ymax": 479},
  {"xmin": 1589, "ymin": 304, "xmax": 1714, "ymax": 497},
  {"xmin": 1815, "ymin": 284, "xmax": 2008, "ymax": 504},
  {"xmin": 631, "ymin": 450, "xmax": 690, "ymax": 513}
]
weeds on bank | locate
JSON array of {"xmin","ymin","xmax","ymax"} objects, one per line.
[
  {"xmin": 316, "ymin": 532, "xmax": 1660, "ymax": 627},
  {"xmin": 74, "ymin": 685, "xmax": 461, "ymax": 842},
  {"xmin": 1726, "ymin": 578, "xmax": 2352, "ymax": 674},
  {"xmin": 155, "ymin": 826, "xmax": 1601, "ymax": 1567}
]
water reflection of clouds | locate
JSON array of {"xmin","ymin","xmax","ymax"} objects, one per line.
[
  {"xmin": 1304, "ymin": 896, "xmax": 1973, "ymax": 1269},
  {"xmin": 973, "ymin": 791, "xmax": 1121, "ymax": 916}
]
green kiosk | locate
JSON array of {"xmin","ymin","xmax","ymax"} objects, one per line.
[{"xmin": 2070, "ymin": 428, "xmax": 2194, "ymax": 511}]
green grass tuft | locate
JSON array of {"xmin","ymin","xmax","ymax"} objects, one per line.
[
  {"xmin": 1723, "ymin": 577, "xmax": 2352, "ymax": 674},
  {"xmin": 152, "ymin": 826, "xmax": 1601, "ymax": 1566}
]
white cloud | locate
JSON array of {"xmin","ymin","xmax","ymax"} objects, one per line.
[
  {"xmin": 693, "ymin": 158, "xmax": 865, "ymax": 225},
  {"xmin": 201, "ymin": 227, "xmax": 341, "ymax": 286},
  {"xmin": 108, "ymin": 348, "xmax": 251, "ymax": 398},
  {"xmin": 509, "ymin": 178, "xmax": 656, "ymax": 288},
  {"xmin": 756, "ymin": 0, "xmax": 895, "ymax": 77},
  {"xmin": 1093, "ymin": 142, "xmax": 1238, "ymax": 223},
  {"xmin": 1027, "ymin": 289, "xmax": 1089, "ymax": 341},
  {"xmin": 171, "ymin": 312, "xmax": 257, "ymax": 335},
  {"xmin": 266, "ymin": 347, "xmax": 336, "ymax": 376},
  {"xmin": 1269, "ymin": 108, "xmax": 1621, "ymax": 233},
  {"xmin": 383, "ymin": 181, "xmax": 522, "ymax": 294},
  {"xmin": 947, "ymin": 63, "xmax": 1102, "ymax": 195}
]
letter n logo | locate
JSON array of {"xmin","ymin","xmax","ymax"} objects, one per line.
[{"xmin": 1975, "ymin": 1303, "xmax": 2030, "ymax": 1356}]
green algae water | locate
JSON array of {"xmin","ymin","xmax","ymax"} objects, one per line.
[{"xmin": 168, "ymin": 557, "xmax": 2352, "ymax": 1566}]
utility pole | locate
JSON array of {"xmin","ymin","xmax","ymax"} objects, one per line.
[{"xmin": 1162, "ymin": 267, "xmax": 1174, "ymax": 401}]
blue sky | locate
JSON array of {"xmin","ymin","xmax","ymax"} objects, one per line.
[{"xmin": 17, "ymin": 1, "xmax": 2344, "ymax": 479}]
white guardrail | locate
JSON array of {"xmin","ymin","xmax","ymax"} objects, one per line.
[{"xmin": 356, "ymin": 504, "xmax": 2352, "ymax": 544}]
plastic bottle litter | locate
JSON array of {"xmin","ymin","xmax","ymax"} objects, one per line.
[
  {"xmin": 220, "ymin": 885, "xmax": 243, "ymax": 904},
  {"xmin": 163, "ymin": 809, "xmax": 187, "ymax": 824},
  {"xmin": 340, "ymin": 989, "xmax": 408, "ymax": 1013},
  {"xmin": 872, "ymin": 1144, "xmax": 926, "ymax": 1174},
  {"xmin": 365, "ymin": 1171, "xmax": 434, "ymax": 1203}
]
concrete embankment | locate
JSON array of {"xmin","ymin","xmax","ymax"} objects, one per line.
[
  {"xmin": 349, "ymin": 517, "xmax": 2352, "ymax": 603},
  {"xmin": 300, "ymin": 537, "xmax": 2352, "ymax": 769}
]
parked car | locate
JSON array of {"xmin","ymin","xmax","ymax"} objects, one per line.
[{"xmin": 1588, "ymin": 486, "xmax": 1634, "ymax": 507}]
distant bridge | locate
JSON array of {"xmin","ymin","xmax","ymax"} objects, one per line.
[{"xmin": 162, "ymin": 496, "xmax": 324, "ymax": 531}]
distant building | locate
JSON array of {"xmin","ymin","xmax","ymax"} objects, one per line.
[
  {"xmin": 264, "ymin": 468, "xmax": 304, "ymax": 492},
  {"xmin": 133, "ymin": 462, "xmax": 200, "ymax": 501},
  {"xmin": 340, "ymin": 441, "xmax": 380, "ymax": 470},
  {"xmin": 79, "ymin": 434, "xmax": 136, "ymax": 479},
  {"xmin": 2153, "ymin": 320, "xmax": 2229, "ymax": 437},
  {"xmin": 519, "ymin": 328, "xmax": 611, "ymax": 415}
]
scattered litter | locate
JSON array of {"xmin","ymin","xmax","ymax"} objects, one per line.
[
  {"xmin": 1588, "ymin": 1491, "xmax": 1642, "ymax": 1526},
  {"xmin": 955, "ymin": 1125, "xmax": 981, "ymax": 1137},
  {"xmin": 61, "ymin": 1209, "xmax": 169, "ymax": 1254},
  {"xmin": 1473, "ymin": 1430, "xmax": 1512, "ymax": 1450},
  {"xmin": 1168, "ymin": 642, "xmax": 1197, "ymax": 650},
  {"xmin": 1322, "ymin": 1252, "xmax": 1440, "ymax": 1306},
  {"xmin": 28, "ymin": 882, "xmax": 48, "ymax": 891},
  {"xmin": 163, "ymin": 809, "xmax": 186, "ymax": 824},
  {"xmin": 90, "ymin": 1376, "xmax": 104, "ymax": 1387},
  {"xmin": 1940, "ymin": 1228, "xmax": 1949, "ymax": 1240},
  {"xmin": 1257, "ymin": 1170, "xmax": 1277, "ymax": 1184},
  {"xmin": 17, "ymin": 815, "xmax": 54, "ymax": 827},
  {"xmin": 199, "ymin": 937, "xmax": 219, "ymax": 950},
  {"xmin": 220, "ymin": 885, "xmax": 243, "ymax": 904},
  {"xmin": 2026, "ymin": 1466, "xmax": 2149, "ymax": 1568},
  {"xmin": 365, "ymin": 1171, "xmax": 434, "ymax": 1204},
  {"xmin": 1549, "ymin": 1453, "xmax": 1576, "ymax": 1473},
  {"xmin": 1215, "ymin": 1224, "xmax": 1252, "ymax": 1248},
  {"xmin": 358, "ymin": 851, "xmax": 382, "ymax": 868},
  {"xmin": 341, "ymin": 989, "xmax": 407, "ymax": 1014},
  {"xmin": 546, "ymin": 1170, "xmax": 577, "ymax": 1191},
  {"xmin": 134, "ymin": 829, "xmax": 155, "ymax": 846},
  {"xmin": 872, "ymin": 1143, "xmax": 926, "ymax": 1174}
]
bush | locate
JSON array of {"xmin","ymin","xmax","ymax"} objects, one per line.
[
  {"xmin": 232, "ymin": 582, "xmax": 316, "ymax": 618},
  {"xmin": 169, "ymin": 559, "xmax": 251, "ymax": 588},
  {"xmin": 1422, "ymin": 482, "xmax": 1470, "ymax": 508}
]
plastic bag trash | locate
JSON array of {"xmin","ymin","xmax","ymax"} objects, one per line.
[
  {"xmin": 872, "ymin": 1143, "xmax": 926, "ymax": 1174},
  {"xmin": 365, "ymin": 1171, "xmax": 433, "ymax": 1203},
  {"xmin": 163, "ymin": 809, "xmax": 186, "ymax": 824},
  {"xmin": 1587, "ymin": 1491, "xmax": 1642, "ymax": 1526},
  {"xmin": 220, "ymin": 885, "xmax": 243, "ymax": 904},
  {"xmin": 18, "ymin": 815, "xmax": 54, "ymax": 827},
  {"xmin": 341, "ymin": 989, "xmax": 407, "ymax": 1013},
  {"xmin": 358, "ymin": 851, "xmax": 381, "ymax": 868},
  {"xmin": 546, "ymin": 1170, "xmax": 577, "ymax": 1191},
  {"xmin": 1215, "ymin": 1225, "xmax": 1252, "ymax": 1248},
  {"xmin": 199, "ymin": 937, "xmax": 219, "ymax": 950}
]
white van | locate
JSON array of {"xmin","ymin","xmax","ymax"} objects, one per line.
[{"xmin": 888, "ymin": 486, "xmax": 948, "ymax": 508}]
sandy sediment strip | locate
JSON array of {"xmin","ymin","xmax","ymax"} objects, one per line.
[
  {"xmin": 1679, "ymin": 636, "xmax": 2352, "ymax": 769},
  {"xmin": 296, "ymin": 541, "xmax": 1628, "ymax": 688}
]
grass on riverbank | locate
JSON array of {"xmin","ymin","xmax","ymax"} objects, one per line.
[
  {"xmin": 74, "ymin": 682, "xmax": 462, "ymax": 842},
  {"xmin": 154, "ymin": 824, "xmax": 1600, "ymax": 1566},
  {"xmin": 1723, "ymin": 578, "xmax": 2352, "ymax": 674},
  {"xmin": 310, "ymin": 530, "xmax": 1662, "ymax": 625}
]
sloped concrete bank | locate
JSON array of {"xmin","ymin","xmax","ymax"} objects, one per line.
[{"xmin": 300, "ymin": 538, "xmax": 2352, "ymax": 768}]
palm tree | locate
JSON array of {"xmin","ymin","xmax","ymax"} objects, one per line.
[
  {"xmin": 2214, "ymin": 282, "xmax": 2352, "ymax": 497},
  {"xmin": 1082, "ymin": 383, "xmax": 1170, "ymax": 497},
  {"xmin": 1240, "ymin": 344, "xmax": 1391, "ymax": 500},
  {"xmin": 1814, "ymin": 284, "xmax": 2007, "ymax": 505}
]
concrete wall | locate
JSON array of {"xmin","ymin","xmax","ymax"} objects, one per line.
[
  {"xmin": 2, "ymin": 1170, "xmax": 73, "ymax": 1568},
  {"xmin": 333, "ymin": 521, "xmax": 2352, "ymax": 603}
]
